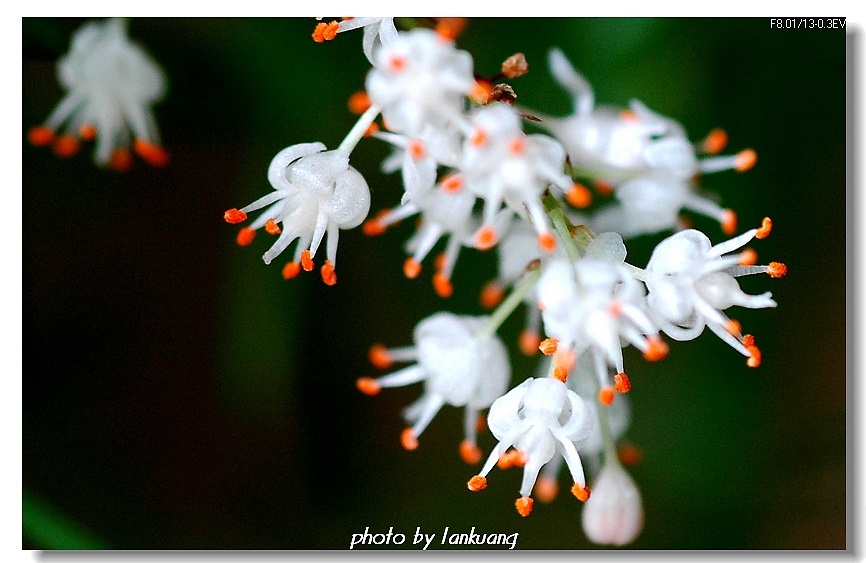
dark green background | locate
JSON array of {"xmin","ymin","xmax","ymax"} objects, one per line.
[{"xmin": 22, "ymin": 17, "xmax": 848, "ymax": 550}]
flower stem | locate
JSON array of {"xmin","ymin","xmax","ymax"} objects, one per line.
[
  {"xmin": 475, "ymin": 264, "xmax": 541, "ymax": 340},
  {"xmin": 337, "ymin": 104, "xmax": 381, "ymax": 157}
]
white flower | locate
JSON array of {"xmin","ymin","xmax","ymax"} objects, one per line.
[
  {"xmin": 312, "ymin": 18, "xmax": 398, "ymax": 64},
  {"xmin": 467, "ymin": 377, "xmax": 594, "ymax": 517},
  {"xmin": 357, "ymin": 313, "xmax": 511, "ymax": 464},
  {"xmin": 581, "ymin": 462, "xmax": 644, "ymax": 546},
  {"xmin": 28, "ymin": 18, "xmax": 169, "ymax": 171},
  {"xmin": 365, "ymin": 28, "xmax": 475, "ymax": 138},
  {"xmin": 644, "ymin": 219, "xmax": 787, "ymax": 366},
  {"xmin": 223, "ymin": 142, "xmax": 370, "ymax": 285}
]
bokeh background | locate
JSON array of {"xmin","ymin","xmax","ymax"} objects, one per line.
[{"xmin": 22, "ymin": 17, "xmax": 848, "ymax": 550}]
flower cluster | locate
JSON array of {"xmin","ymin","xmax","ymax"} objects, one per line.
[{"xmin": 215, "ymin": 19, "xmax": 788, "ymax": 544}]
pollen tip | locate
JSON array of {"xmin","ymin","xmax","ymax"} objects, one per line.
[
  {"xmin": 735, "ymin": 148, "xmax": 757, "ymax": 172},
  {"xmin": 475, "ymin": 226, "xmax": 498, "ymax": 250},
  {"xmin": 721, "ymin": 209, "xmax": 738, "ymax": 235},
  {"xmin": 237, "ymin": 227, "xmax": 256, "ymax": 247},
  {"xmin": 312, "ymin": 20, "xmax": 339, "ymax": 42},
  {"xmin": 519, "ymin": 330, "xmax": 541, "ymax": 356},
  {"xmin": 594, "ymin": 179, "xmax": 615, "ymax": 196},
  {"xmin": 347, "ymin": 90, "xmax": 371, "ymax": 115},
  {"xmin": 28, "ymin": 125, "xmax": 55, "ymax": 147},
  {"xmin": 356, "ymin": 377, "xmax": 381, "ymax": 396},
  {"xmin": 507, "ymin": 136, "xmax": 527, "ymax": 155},
  {"xmin": 362, "ymin": 217, "xmax": 386, "ymax": 236},
  {"xmin": 538, "ymin": 337, "xmax": 558, "ymax": 356},
  {"xmin": 756, "ymin": 217, "xmax": 773, "ymax": 239},
  {"xmin": 703, "ymin": 128, "xmax": 728, "ymax": 155},
  {"xmin": 440, "ymin": 174, "xmax": 463, "ymax": 193},
  {"xmin": 459, "ymin": 440, "xmax": 482, "ymax": 465},
  {"xmin": 739, "ymin": 248, "xmax": 758, "ymax": 266},
  {"xmin": 224, "ymin": 208, "xmax": 247, "ymax": 224},
  {"xmin": 301, "ymin": 249, "xmax": 314, "ymax": 272},
  {"xmin": 497, "ymin": 449, "xmax": 526, "ymax": 469},
  {"xmin": 643, "ymin": 336, "xmax": 669, "ymax": 361},
  {"xmin": 433, "ymin": 272, "xmax": 453, "ymax": 298},
  {"xmin": 282, "ymin": 261, "xmax": 301, "ymax": 279},
  {"xmin": 571, "ymin": 483, "xmax": 591, "ymax": 502},
  {"xmin": 480, "ymin": 282, "xmax": 505, "ymax": 309},
  {"xmin": 618, "ymin": 443, "xmax": 643, "ymax": 466},
  {"xmin": 400, "ymin": 427, "xmax": 419, "ymax": 451},
  {"xmin": 52, "ymin": 134, "xmax": 80, "ymax": 158},
  {"xmin": 321, "ymin": 261, "xmax": 337, "ymax": 286},
  {"xmin": 368, "ymin": 344, "xmax": 393, "ymax": 369},
  {"xmin": 109, "ymin": 149, "xmax": 133, "ymax": 172},
  {"xmin": 435, "ymin": 17, "xmax": 468, "ymax": 41},
  {"xmin": 469, "ymin": 128, "xmax": 488, "ymax": 148},
  {"xmin": 725, "ymin": 319, "xmax": 743, "ymax": 336},
  {"xmin": 614, "ymin": 372, "xmax": 632, "ymax": 394},
  {"xmin": 407, "ymin": 139, "xmax": 426, "ymax": 160},
  {"xmin": 363, "ymin": 123, "xmax": 380, "ymax": 137},
  {"xmin": 467, "ymin": 475, "xmax": 487, "ymax": 492},
  {"xmin": 768, "ymin": 261, "xmax": 788, "ymax": 278},
  {"xmin": 403, "ymin": 257, "xmax": 422, "ymax": 279},
  {"xmin": 264, "ymin": 218, "xmax": 281, "ymax": 235},
  {"xmin": 538, "ymin": 232, "xmax": 557, "ymax": 253},
  {"xmin": 79, "ymin": 124, "xmax": 96, "ymax": 141},
  {"xmin": 534, "ymin": 476, "xmax": 559, "ymax": 503},
  {"xmin": 553, "ymin": 367, "xmax": 568, "ymax": 382},
  {"xmin": 133, "ymin": 139, "xmax": 170, "ymax": 167},
  {"xmin": 515, "ymin": 496, "xmax": 534, "ymax": 517},
  {"xmin": 598, "ymin": 387, "xmax": 616, "ymax": 406},
  {"xmin": 469, "ymin": 80, "xmax": 494, "ymax": 105},
  {"xmin": 566, "ymin": 183, "xmax": 592, "ymax": 208}
]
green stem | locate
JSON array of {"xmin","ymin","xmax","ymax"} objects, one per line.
[{"xmin": 475, "ymin": 265, "xmax": 542, "ymax": 340}]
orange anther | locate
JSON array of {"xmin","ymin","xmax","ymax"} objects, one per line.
[
  {"xmin": 79, "ymin": 124, "xmax": 96, "ymax": 141},
  {"xmin": 27, "ymin": 126, "xmax": 54, "ymax": 147},
  {"xmin": 469, "ymin": 80, "xmax": 493, "ymax": 104},
  {"xmin": 133, "ymin": 139, "xmax": 170, "ymax": 167},
  {"xmin": 301, "ymin": 249, "xmax": 314, "ymax": 272},
  {"xmin": 553, "ymin": 367, "xmax": 568, "ymax": 382},
  {"xmin": 507, "ymin": 136, "xmax": 526, "ymax": 155},
  {"xmin": 460, "ymin": 440, "xmax": 482, "ymax": 465},
  {"xmin": 282, "ymin": 261, "xmax": 300, "ymax": 279},
  {"xmin": 742, "ymin": 334, "xmax": 756, "ymax": 348},
  {"xmin": 440, "ymin": 174, "xmax": 463, "ymax": 193},
  {"xmin": 620, "ymin": 109, "xmax": 638, "ymax": 122},
  {"xmin": 571, "ymin": 483, "xmax": 591, "ymax": 502},
  {"xmin": 407, "ymin": 139, "xmax": 425, "ymax": 160},
  {"xmin": 539, "ymin": 337, "xmax": 558, "ymax": 355},
  {"xmin": 743, "ymin": 334, "xmax": 762, "ymax": 367},
  {"xmin": 224, "ymin": 208, "xmax": 247, "ymax": 224},
  {"xmin": 237, "ymin": 227, "xmax": 256, "ymax": 247},
  {"xmin": 702, "ymin": 128, "xmax": 728, "ymax": 155},
  {"xmin": 480, "ymin": 282, "xmax": 504, "ymax": 309},
  {"xmin": 434, "ymin": 17, "xmax": 468, "ymax": 41},
  {"xmin": 368, "ymin": 344, "xmax": 392, "ymax": 369},
  {"xmin": 725, "ymin": 319, "xmax": 742, "ymax": 336},
  {"xmin": 265, "ymin": 218, "xmax": 281, "ymax": 235},
  {"xmin": 475, "ymin": 226, "xmax": 497, "ymax": 250},
  {"xmin": 476, "ymin": 415, "xmax": 487, "ymax": 433},
  {"xmin": 721, "ymin": 209, "xmax": 738, "ymax": 235},
  {"xmin": 433, "ymin": 272, "xmax": 453, "ymax": 298},
  {"xmin": 312, "ymin": 20, "xmax": 339, "ymax": 42},
  {"xmin": 595, "ymin": 179, "xmax": 614, "ymax": 196},
  {"xmin": 467, "ymin": 475, "xmax": 487, "ymax": 492},
  {"xmin": 403, "ymin": 257, "xmax": 422, "ymax": 279},
  {"xmin": 497, "ymin": 449, "xmax": 526, "ymax": 469},
  {"xmin": 401, "ymin": 427, "xmax": 419, "ymax": 451},
  {"xmin": 607, "ymin": 301, "xmax": 623, "ymax": 317},
  {"xmin": 321, "ymin": 260, "xmax": 337, "ymax": 286},
  {"xmin": 554, "ymin": 347, "xmax": 576, "ymax": 377},
  {"xmin": 347, "ymin": 90, "xmax": 371, "ymax": 115},
  {"xmin": 362, "ymin": 216, "xmax": 386, "ymax": 236},
  {"xmin": 768, "ymin": 261, "xmax": 788, "ymax": 278},
  {"xmin": 434, "ymin": 252, "xmax": 446, "ymax": 271},
  {"xmin": 643, "ymin": 336, "xmax": 669, "ymax": 361},
  {"xmin": 537, "ymin": 232, "xmax": 556, "ymax": 253},
  {"xmin": 598, "ymin": 386, "xmax": 615, "ymax": 406},
  {"xmin": 756, "ymin": 217, "xmax": 773, "ymax": 239},
  {"xmin": 618, "ymin": 443, "xmax": 643, "ymax": 466},
  {"xmin": 52, "ymin": 135, "xmax": 79, "ymax": 158},
  {"xmin": 566, "ymin": 183, "xmax": 592, "ymax": 208},
  {"xmin": 363, "ymin": 123, "xmax": 379, "ymax": 137},
  {"xmin": 109, "ymin": 149, "xmax": 132, "ymax": 172},
  {"xmin": 735, "ymin": 148, "xmax": 757, "ymax": 172},
  {"xmin": 469, "ymin": 128, "xmax": 488, "ymax": 148},
  {"xmin": 534, "ymin": 476, "xmax": 559, "ymax": 503},
  {"xmin": 501, "ymin": 52, "xmax": 529, "ymax": 79},
  {"xmin": 515, "ymin": 496, "xmax": 534, "ymax": 517},
  {"xmin": 519, "ymin": 330, "xmax": 541, "ymax": 356},
  {"xmin": 356, "ymin": 377, "xmax": 381, "ymax": 396},
  {"xmin": 386, "ymin": 54, "xmax": 407, "ymax": 73},
  {"xmin": 614, "ymin": 372, "xmax": 631, "ymax": 394},
  {"xmin": 739, "ymin": 248, "xmax": 758, "ymax": 266}
]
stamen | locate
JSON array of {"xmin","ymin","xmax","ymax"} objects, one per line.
[
  {"xmin": 476, "ymin": 415, "xmax": 488, "ymax": 433},
  {"xmin": 440, "ymin": 174, "xmax": 463, "ymax": 193},
  {"xmin": 643, "ymin": 336, "xmax": 669, "ymax": 361},
  {"xmin": 133, "ymin": 139, "xmax": 170, "ymax": 167},
  {"xmin": 469, "ymin": 80, "xmax": 493, "ymax": 104},
  {"xmin": 347, "ymin": 90, "xmax": 371, "ymax": 115},
  {"xmin": 403, "ymin": 257, "xmax": 422, "ymax": 279},
  {"xmin": 534, "ymin": 476, "xmax": 559, "ymax": 503},
  {"xmin": 362, "ymin": 212, "xmax": 387, "ymax": 236},
  {"xmin": 507, "ymin": 136, "xmax": 526, "ymax": 155},
  {"xmin": 739, "ymin": 248, "xmax": 758, "ymax": 266},
  {"xmin": 265, "ymin": 219, "xmax": 281, "ymax": 235},
  {"xmin": 364, "ymin": 123, "xmax": 379, "ymax": 137},
  {"xmin": 79, "ymin": 124, "xmax": 96, "ymax": 141},
  {"xmin": 435, "ymin": 17, "xmax": 468, "ymax": 41},
  {"xmin": 501, "ymin": 53, "xmax": 529, "ymax": 79},
  {"xmin": 356, "ymin": 377, "xmax": 381, "ymax": 396},
  {"xmin": 566, "ymin": 183, "xmax": 592, "ymax": 208},
  {"xmin": 237, "ymin": 227, "xmax": 256, "ymax": 246},
  {"xmin": 480, "ymin": 282, "xmax": 504, "ymax": 309},
  {"xmin": 27, "ymin": 126, "xmax": 55, "ymax": 147},
  {"xmin": 539, "ymin": 338, "xmax": 558, "ymax": 355},
  {"xmin": 721, "ymin": 209, "xmax": 738, "ymax": 235},
  {"xmin": 312, "ymin": 20, "xmax": 339, "ymax": 42},
  {"xmin": 515, "ymin": 497, "xmax": 534, "ymax": 517},
  {"xmin": 598, "ymin": 386, "xmax": 615, "ymax": 406},
  {"xmin": 755, "ymin": 217, "xmax": 773, "ymax": 239},
  {"xmin": 460, "ymin": 440, "xmax": 482, "ymax": 465},
  {"xmin": 52, "ymin": 135, "xmax": 79, "ymax": 158},
  {"xmin": 224, "ymin": 208, "xmax": 247, "ymax": 224},
  {"xmin": 434, "ymin": 252, "xmax": 446, "ymax": 271},
  {"xmin": 386, "ymin": 53, "xmax": 407, "ymax": 73},
  {"xmin": 725, "ymin": 319, "xmax": 742, "ymax": 336},
  {"xmin": 744, "ymin": 334, "xmax": 762, "ymax": 368},
  {"xmin": 618, "ymin": 443, "xmax": 643, "ymax": 466},
  {"xmin": 595, "ymin": 179, "xmax": 614, "ymax": 196},
  {"xmin": 614, "ymin": 372, "xmax": 631, "ymax": 394},
  {"xmin": 401, "ymin": 427, "xmax": 419, "ymax": 451},
  {"xmin": 109, "ymin": 149, "xmax": 132, "ymax": 172},
  {"xmin": 519, "ymin": 330, "xmax": 541, "ymax": 356},
  {"xmin": 282, "ymin": 261, "xmax": 300, "ymax": 279},
  {"xmin": 735, "ymin": 148, "xmax": 757, "ymax": 172},
  {"xmin": 407, "ymin": 139, "xmax": 425, "ymax": 160},
  {"xmin": 702, "ymin": 128, "xmax": 728, "ymax": 154},
  {"xmin": 620, "ymin": 109, "xmax": 637, "ymax": 122},
  {"xmin": 571, "ymin": 483, "xmax": 591, "ymax": 502},
  {"xmin": 607, "ymin": 301, "xmax": 623, "ymax": 317},
  {"xmin": 301, "ymin": 249, "xmax": 314, "ymax": 272},
  {"xmin": 475, "ymin": 226, "xmax": 498, "ymax": 250},
  {"xmin": 321, "ymin": 261, "xmax": 337, "ymax": 286},
  {"xmin": 553, "ymin": 347, "xmax": 576, "ymax": 380},
  {"xmin": 469, "ymin": 128, "xmax": 488, "ymax": 148},
  {"xmin": 433, "ymin": 272, "xmax": 453, "ymax": 298},
  {"xmin": 368, "ymin": 344, "xmax": 393, "ymax": 369},
  {"xmin": 537, "ymin": 232, "xmax": 557, "ymax": 253},
  {"xmin": 467, "ymin": 475, "xmax": 487, "ymax": 492},
  {"xmin": 497, "ymin": 449, "xmax": 526, "ymax": 469},
  {"xmin": 768, "ymin": 262, "xmax": 788, "ymax": 278}
]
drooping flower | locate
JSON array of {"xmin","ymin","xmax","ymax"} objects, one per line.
[
  {"xmin": 28, "ymin": 17, "xmax": 169, "ymax": 171},
  {"xmin": 223, "ymin": 142, "xmax": 370, "ymax": 285},
  {"xmin": 467, "ymin": 377, "xmax": 594, "ymax": 517},
  {"xmin": 356, "ymin": 312, "xmax": 511, "ymax": 464},
  {"xmin": 581, "ymin": 461, "xmax": 644, "ymax": 546},
  {"xmin": 313, "ymin": 18, "xmax": 398, "ymax": 64}
]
